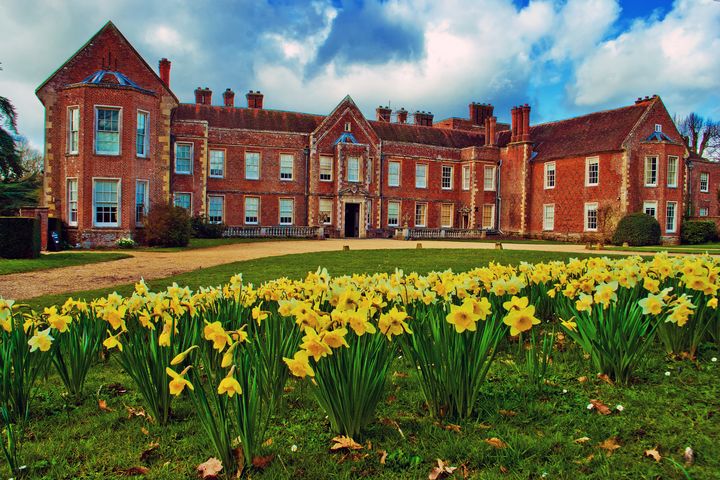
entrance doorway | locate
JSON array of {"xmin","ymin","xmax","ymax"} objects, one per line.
[{"xmin": 344, "ymin": 203, "xmax": 360, "ymax": 237}]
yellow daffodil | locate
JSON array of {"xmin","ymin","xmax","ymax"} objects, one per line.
[
  {"xmin": 378, "ymin": 307, "xmax": 412, "ymax": 340},
  {"xmin": 204, "ymin": 321, "xmax": 232, "ymax": 352},
  {"xmin": 103, "ymin": 330, "xmax": 123, "ymax": 351},
  {"xmin": 170, "ymin": 345, "xmax": 198, "ymax": 365},
  {"xmin": 28, "ymin": 327, "xmax": 54, "ymax": 352},
  {"xmin": 283, "ymin": 350, "xmax": 315, "ymax": 378},
  {"xmin": 638, "ymin": 294, "xmax": 664, "ymax": 316},
  {"xmin": 561, "ymin": 318, "xmax": 577, "ymax": 332},
  {"xmin": 503, "ymin": 296, "xmax": 529, "ymax": 312},
  {"xmin": 252, "ymin": 304, "xmax": 269, "ymax": 325},
  {"xmin": 166, "ymin": 366, "xmax": 193, "ymax": 396},
  {"xmin": 217, "ymin": 366, "xmax": 243, "ymax": 397},
  {"xmin": 502, "ymin": 305, "xmax": 540, "ymax": 336},
  {"xmin": 575, "ymin": 293, "xmax": 593, "ymax": 312},
  {"xmin": 300, "ymin": 327, "xmax": 332, "ymax": 361},
  {"xmin": 446, "ymin": 301, "xmax": 480, "ymax": 333},
  {"xmin": 322, "ymin": 327, "xmax": 350, "ymax": 349},
  {"xmin": 346, "ymin": 308, "xmax": 376, "ymax": 336}
]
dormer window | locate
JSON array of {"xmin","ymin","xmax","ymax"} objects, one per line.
[{"xmin": 655, "ymin": 124, "xmax": 662, "ymax": 133}]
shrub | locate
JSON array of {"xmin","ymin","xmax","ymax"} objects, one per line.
[
  {"xmin": 0, "ymin": 217, "xmax": 40, "ymax": 259},
  {"xmin": 681, "ymin": 220, "xmax": 717, "ymax": 244},
  {"xmin": 144, "ymin": 204, "xmax": 191, "ymax": 247},
  {"xmin": 611, "ymin": 212, "xmax": 661, "ymax": 246},
  {"xmin": 115, "ymin": 237, "xmax": 137, "ymax": 249},
  {"xmin": 191, "ymin": 214, "xmax": 226, "ymax": 238}
]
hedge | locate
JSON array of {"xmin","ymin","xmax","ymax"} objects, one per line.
[
  {"xmin": 0, "ymin": 216, "xmax": 41, "ymax": 259},
  {"xmin": 681, "ymin": 220, "xmax": 717, "ymax": 245},
  {"xmin": 611, "ymin": 212, "xmax": 661, "ymax": 246},
  {"xmin": 144, "ymin": 203, "xmax": 192, "ymax": 247}
]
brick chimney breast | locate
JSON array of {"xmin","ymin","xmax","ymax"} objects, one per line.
[
  {"xmin": 223, "ymin": 88, "xmax": 235, "ymax": 107},
  {"xmin": 396, "ymin": 108, "xmax": 408, "ymax": 124},
  {"xmin": 376, "ymin": 105, "xmax": 392, "ymax": 122},
  {"xmin": 194, "ymin": 87, "xmax": 204, "ymax": 104},
  {"xmin": 246, "ymin": 90, "xmax": 264, "ymax": 109},
  {"xmin": 158, "ymin": 58, "xmax": 171, "ymax": 87}
]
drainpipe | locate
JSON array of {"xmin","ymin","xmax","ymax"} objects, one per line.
[
  {"xmin": 303, "ymin": 147, "xmax": 310, "ymax": 226},
  {"xmin": 495, "ymin": 158, "xmax": 503, "ymax": 234},
  {"xmin": 379, "ymin": 147, "xmax": 385, "ymax": 234}
]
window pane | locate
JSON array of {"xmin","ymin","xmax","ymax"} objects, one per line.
[
  {"xmin": 67, "ymin": 179, "xmax": 78, "ymax": 224},
  {"xmin": 280, "ymin": 154, "xmax": 294, "ymax": 180},
  {"xmin": 136, "ymin": 112, "xmax": 148, "ymax": 156},
  {"xmin": 208, "ymin": 196, "xmax": 223, "ymax": 224},
  {"xmin": 587, "ymin": 159, "xmax": 599, "ymax": 185},
  {"xmin": 96, "ymin": 109, "xmax": 120, "ymax": 154},
  {"xmin": 245, "ymin": 152, "xmax": 260, "ymax": 179},
  {"xmin": 279, "ymin": 199, "xmax": 293, "ymax": 224},
  {"xmin": 544, "ymin": 163, "xmax": 555, "ymax": 188},
  {"xmin": 175, "ymin": 144, "xmax": 193, "ymax": 174},
  {"xmin": 94, "ymin": 180, "xmax": 119, "ymax": 226},
  {"xmin": 245, "ymin": 197, "xmax": 259, "ymax": 224},
  {"xmin": 209, "ymin": 150, "xmax": 225, "ymax": 177},
  {"xmin": 462, "ymin": 166, "xmax": 470, "ymax": 190},
  {"xmin": 484, "ymin": 166, "xmax": 495, "ymax": 190},
  {"xmin": 320, "ymin": 156, "xmax": 333, "ymax": 181},
  {"xmin": 415, "ymin": 164, "xmax": 427, "ymax": 188},
  {"xmin": 666, "ymin": 202, "xmax": 676, "ymax": 232},
  {"xmin": 441, "ymin": 203, "xmax": 453, "ymax": 227},
  {"xmin": 543, "ymin": 205, "xmax": 554, "ymax": 231},
  {"xmin": 482, "ymin": 205, "xmax": 494, "ymax": 228},
  {"xmin": 347, "ymin": 157, "xmax": 360, "ymax": 182},
  {"xmin": 388, "ymin": 202, "xmax": 399, "ymax": 226},
  {"xmin": 414, "ymin": 203, "xmax": 426, "ymax": 226},
  {"xmin": 667, "ymin": 157, "xmax": 678, "ymax": 187},
  {"xmin": 388, "ymin": 162, "xmax": 400, "ymax": 187},
  {"xmin": 442, "ymin": 166, "xmax": 453, "ymax": 189},
  {"xmin": 174, "ymin": 193, "xmax": 191, "ymax": 211},
  {"xmin": 135, "ymin": 181, "xmax": 148, "ymax": 225},
  {"xmin": 645, "ymin": 157, "xmax": 657, "ymax": 185},
  {"xmin": 68, "ymin": 108, "xmax": 79, "ymax": 153},
  {"xmin": 319, "ymin": 199, "xmax": 332, "ymax": 224}
]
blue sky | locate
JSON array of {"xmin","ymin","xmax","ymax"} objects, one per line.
[{"xmin": 1, "ymin": 0, "xmax": 719, "ymax": 149}]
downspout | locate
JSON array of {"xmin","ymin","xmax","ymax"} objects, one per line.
[
  {"xmin": 495, "ymin": 158, "xmax": 503, "ymax": 234},
  {"xmin": 304, "ymin": 146, "xmax": 310, "ymax": 226},
  {"xmin": 379, "ymin": 145, "xmax": 385, "ymax": 235}
]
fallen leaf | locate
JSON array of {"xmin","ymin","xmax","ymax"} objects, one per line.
[
  {"xmin": 499, "ymin": 465, "xmax": 509, "ymax": 474},
  {"xmin": 499, "ymin": 409, "xmax": 517, "ymax": 417},
  {"xmin": 644, "ymin": 448, "xmax": 661, "ymax": 462},
  {"xmin": 484, "ymin": 437, "xmax": 508, "ymax": 449},
  {"xmin": 330, "ymin": 436, "xmax": 363, "ymax": 451},
  {"xmin": 598, "ymin": 437, "xmax": 621, "ymax": 455},
  {"xmin": 379, "ymin": 450, "xmax": 387, "ymax": 464},
  {"xmin": 683, "ymin": 447, "xmax": 695, "ymax": 466},
  {"xmin": 428, "ymin": 459, "xmax": 457, "ymax": 480},
  {"xmin": 380, "ymin": 417, "xmax": 406, "ymax": 439},
  {"xmin": 435, "ymin": 422, "xmax": 461, "ymax": 433},
  {"xmin": 252, "ymin": 454, "xmax": 274, "ymax": 470},
  {"xmin": 197, "ymin": 457, "xmax": 223, "ymax": 479},
  {"xmin": 140, "ymin": 442, "xmax": 159, "ymax": 462},
  {"xmin": 392, "ymin": 371, "xmax": 409, "ymax": 378},
  {"xmin": 283, "ymin": 386, "xmax": 295, "ymax": 393},
  {"xmin": 126, "ymin": 405, "xmax": 149, "ymax": 420},
  {"xmin": 596, "ymin": 373, "xmax": 614, "ymax": 385},
  {"xmin": 476, "ymin": 423, "xmax": 492, "ymax": 430},
  {"xmin": 387, "ymin": 394, "xmax": 398, "ymax": 403},
  {"xmin": 574, "ymin": 436, "xmax": 591, "ymax": 444},
  {"xmin": 98, "ymin": 399, "xmax": 114, "ymax": 412},
  {"xmin": 141, "ymin": 427, "xmax": 149, "ymax": 436},
  {"xmin": 262, "ymin": 438, "xmax": 273, "ymax": 447},
  {"xmin": 589, "ymin": 399, "xmax": 612, "ymax": 415},
  {"xmin": 106, "ymin": 383, "xmax": 129, "ymax": 396},
  {"xmin": 578, "ymin": 376, "xmax": 588, "ymax": 383},
  {"xmin": 115, "ymin": 466, "xmax": 149, "ymax": 476},
  {"xmin": 573, "ymin": 453, "xmax": 595, "ymax": 465}
]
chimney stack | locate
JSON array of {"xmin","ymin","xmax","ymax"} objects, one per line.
[
  {"xmin": 246, "ymin": 90, "xmax": 264, "ymax": 109},
  {"xmin": 396, "ymin": 108, "xmax": 408, "ymax": 124},
  {"xmin": 376, "ymin": 105, "xmax": 392, "ymax": 122},
  {"xmin": 469, "ymin": 102, "xmax": 494, "ymax": 126},
  {"xmin": 223, "ymin": 88, "xmax": 235, "ymax": 107},
  {"xmin": 158, "ymin": 58, "xmax": 171, "ymax": 87},
  {"xmin": 510, "ymin": 107, "xmax": 519, "ymax": 142},
  {"xmin": 521, "ymin": 104, "xmax": 531, "ymax": 142},
  {"xmin": 194, "ymin": 87, "xmax": 204, "ymax": 104},
  {"xmin": 413, "ymin": 111, "xmax": 434, "ymax": 127},
  {"xmin": 484, "ymin": 116, "xmax": 497, "ymax": 146}
]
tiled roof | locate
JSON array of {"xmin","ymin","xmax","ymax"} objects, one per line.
[
  {"xmin": 175, "ymin": 104, "xmax": 324, "ymax": 133},
  {"xmin": 369, "ymin": 121, "xmax": 485, "ymax": 148}
]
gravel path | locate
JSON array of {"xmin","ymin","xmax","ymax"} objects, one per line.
[{"xmin": 0, "ymin": 239, "xmax": 642, "ymax": 300}]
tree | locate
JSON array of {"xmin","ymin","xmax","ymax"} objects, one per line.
[
  {"xmin": 677, "ymin": 112, "xmax": 720, "ymax": 160},
  {"xmin": 0, "ymin": 63, "xmax": 23, "ymax": 179},
  {"xmin": 16, "ymin": 136, "xmax": 43, "ymax": 175},
  {"xmin": 0, "ymin": 173, "xmax": 41, "ymax": 215}
]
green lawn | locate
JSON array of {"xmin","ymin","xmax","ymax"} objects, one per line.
[
  {"xmin": 614, "ymin": 243, "xmax": 720, "ymax": 255},
  {"xmin": 130, "ymin": 237, "xmax": 302, "ymax": 252},
  {"xmin": 0, "ymin": 252, "xmax": 131, "ymax": 276},
  {"xmin": 25, "ymin": 249, "xmax": 612, "ymax": 310}
]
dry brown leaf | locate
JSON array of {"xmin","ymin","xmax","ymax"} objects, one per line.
[
  {"xmin": 379, "ymin": 450, "xmax": 387, "ymax": 464},
  {"xmin": 262, "ymin": 438, "xmax": 273, "ymax": 447},
  {"xmin": 330, "ymin": 435, "xmax": 363, "ymax": 451},
  {"xmin": 596, "ymin": 373, "xmax": 614, "ymax": 385},
  {"xmin": 577, "ymin": 376, "xmax": 588, "ymax": 383},
  {"xmin": 392, "ymin": 371, "xmax": 409, "ymax": 378},
  {"xmin": 283, "ymin": 386, "xmax": 295, "ymax": 393},
  {"xmin": 126, "ymin": 405, "xmax": 149, "ymax": 420},
  {"xmin": 574, "ymin": 436, "xmax": 591, "ymax": 444},
  {"xmin": 140, "ymin": 442, "xmax": 159, "ymax": 462},
  {"xmin": 428, "ymin": 459, "xmax": 457, "ymax": 480},
  {"xmin": 435, "ymin": 422, "xmax": 461, "ymax": 433},
  {"xmin": 141, "ymin": 427, "xmax": 149, "ymax": 436},
  {"xmin": 644, "ymin": 448, "xmax": 662, "ymax": 462},
  {"xmin": 499, "ymin": 409, "xmax": 517, "ymax": 417},
  {"xmin": 106, "ymin": 383, "xmax": 129, "ymax": 396},
  {"xmin": 573, "ymin": 453, "xmax": 595, "ymax": 465},
  {"xmin": 499, "ymin": 465, "xmax": 509, "ymax": 474},
  {"xmin": 684, "ymin": 447, "xmax": 695, "ymax": 465},
  {"xmin": 98, "ymin": 399, "xmax": 114, "ymax": 412},
  {"xmin": 115, "ymin": 466, "xmax": 149, "ymax": 476},
  {"xmin": 197, "ymin": 457, "xmax": 223, "ymax": 479},
  {"xmin": 598, "ymin": 437, "xmax": 621, "ymax": 455},
  {"xmin": 589, "ymin": 399, "xmax": 612, "ymax": 415},
  {"xmin": 252, "ymin": 454, "xmax": 274, "ymax": 470},
  {"xmin": 484, "ymin": 437, "xmax": 508, "ymax": 449},
  {"xmin": 476, "ymin": 423, "xmax": 492, "ymax": 430}
]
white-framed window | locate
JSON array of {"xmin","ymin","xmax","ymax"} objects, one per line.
[
  {"xmin": 279, "ymin": 198, "xmax": 294, "ymax": 225},
  {"xmin": 543, "ymin": 204, "xmax": 554, "ymax": 231},
  {"xmin": 462, "ymin": 165, "xmax": 470, "ymax": 190},
  {"xmin": 93, "ymin": 179, "xmax": 120, "ymax": 227},
  {"xmin": 666, "ymin": 201, "xmax": 677, "ymax": 233},
  {"xmin": 320, "ymin": 155, "xmax": 333, "ymax": 181},
  {"xmin": 440, "ymin": 203, "xmax": 453, "ymax": 227},
  {"xmin": 280, "ymin": 154, "xmax": 294, "ymax": 180},
  {"xmin": 208, "ymin": 196, "xmax": 224, "ymax": 224},
  {"xmin": 700, "ymin": 172, "xmax": 709, "ymax": 193},
  {"xmin": 586, "ymin": 157, "xmax": 599, "ymax": 186},
  {"xmin": 173, "ymin": 192, "xmax": 192, "ymax": 212},
  {"xmin": 135, "ymin": 180, "xmax": 148, "ymax": 226},
  {"xmin": 584, "ymin": 202, "xmax": 598, "ymax": 231},
  {"xmin": 175, "ymin": 143, "xmax": 193, "ymax": 174},
  {"xmin": 484, "ymin": 165, "xmax": 496, "ymax": 191},
  {"xmin": 667, "ymin": 156, "xmax": 678, "ymax": 188},
  {"xmin": 136, "ymin": 111, "xmax": 149, "ymax": 157},
  {"xmin": 414, "ymin": 203, "xmax": 427, "ymax": 227},
  {"xmin": 67, "ymin": 107, "xmax": 79, "ymax": 154},
  {"xmin": 699, "ymin": 207, "xmax": 709, "ymax": 217},
  {"xmin": 415, "ymin": 164, "xmax": 428, "ymax": 188},
  {"xmin": 441, "ymin": 166, "xmax": 453, "ymax": 190},
  {"xmin": 388, "ymin": 161, "xmax": 400, "ymax": 187},
  {"xmin": 319, "ymin": 198, "xmax": 333, "ymax": 225},
  {"xmin": 344, "ymin": 122, "xmax": 352, "ymax": 132},
  {"xmin": 482, "ymin": 204, "xmax": 495, "ymax": 229},
  {"xmin": 387, "ymin": 201, "xmax": 400, "ymax": 227},
  {"xmin": 366, "ymin": 199, "xmax": 373, "ymax": 227},
  {"xmin": 209, "ymin": 150, "xmax": 225, "ymax": 178},
  {"xmin": 245, "ymin": 152, "xmax": 260, "ymax": 180},
  {"xmin": 95, "ymin": 107, "xmax": 121, "ymax": 155},
  {"xmin": 347, "ymin": 157, "xmax": 360, "ymax": 182},
  {"xmin": 655, "ymin": 124, "xmax": 662, "ymax": 132},
  {"xmin": 644, "ymin": 156, "xmax": 658, "ymax": 186},
  {"xmin": 544, "ymin": 162, "xmax": 556, "ymax": 189},
  {"xmin": 244, "ymin": 196, "xmax": 259, "ymax": 224},
  {"xmin": 67, "ymin": 178, "xmax": 78, "ymax": 226},
  {"xmin": 643, "ymin": 201, "xmax": 658, "ymax": 219}
]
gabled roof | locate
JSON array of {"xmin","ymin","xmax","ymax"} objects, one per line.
[
  {"xmin": 175, "ymin": 104, "xmax": 323, "ymax": 133},
  {"xmin": 370, "ymin": 121, "xmax": 485, "ymax": 148}
]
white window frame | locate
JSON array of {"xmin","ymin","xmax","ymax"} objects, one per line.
[
  {"xmin": 94, "ymin": 106, "xmax": 122, "ymax": 156},
  {"xmin": 484, "ymin": 165, "xmax": 496, "ymax": 191},
  {"xmin": 441, "ymin": 165, "xmax": 453, "ymax": 190},
  {"xmin": 387, "ymin": 201, "xmax": 400, "ymax": 227},
  {"xmin": 585, "ymin": 157, "xmax": 599, "ymax": 186},
  {"xmin": 584, "ymin": 202, "xmax": 598, "ymax": 232},
  {"xmin": 175, "ymin": 143, "xmax": 193, "ymax": 175},
  {"xmin": 462, "ymin": 165, "xmax": 470, "ymax": 190},
  {"xmin": 481, "ymin": 204, "xmax": 495, "ymax": 229},
  {"xmin": 280, "ymin": 154, "xmax": 294, "ymax": 181},
  {"xmin": 414, "ymin": 202, "xmax": 427, "ymax": 227},
  {"xmin": 415, "ymin": 164, "xmax": 428, "ymax": 189},
  {"xmin": 245, "ymin": 152, "xmax": 260, "ymax": 180},
  {"xmin": 67, "ymin": 106, "xmax": 79, "ymax": 154},
  {"xmin": 173, "ymin": 192, "xmax": 192, "ymax": 213},
  {"xmin": 244, "ymin": 196, "xmax": 259, "ymax": 225},
  {"xmin": 135, "ymin": 180, "xmax": 149, "ymax": 226},
  {"xmin": 319, "ymin": 198, "xmax": 333, "ymax": 225},
  {"xmin": 279, "ymin": 198, "xmax": 294, "ymax": 225},
  {"xmin": 655, "ymin": 124, "xmax": 662, "ymax": 133},
  {"xmin": 388, "ymin": 161, "xmax": 400, "ymax": 187},
  {"xmin": 643, "ymin": 201, "xmax": 658, "ymax": 219},
  {"xmin": 667, "ymin": 156, "xmax": 678, "ymax": 188},
  {"xmin": 320, "ymin": 155, "xmax": 333, "ymax": 182},
  {"xmin": 440, "ymin": 203, "xmax": 454, "ymax": 228},
  {"xmin": 209, "ymin": 149, "xmax": 225, "ymax": 178},
  {"xmin": 699, "ymin": 207, "xmax": 709, "ymax": 217},
  {"xmin": 208, "ymin": 195, "xmax": 224, "ymax": 224},
  {"xmin": 67, "ymin": 178, "xmax": 78, "ymax": 226},
  {"xmin": 544, "ymin": 162, "xmax": 556, "ymax": 189},
  {"xmin": 136, "ymin": 110, "xmax": 149, "ymax": 158},
  {"xmin": 543, "ymin": 204, "xmax": 554, "ymax": 231},
  {"xmin": 92, "ymin": 178, "xmax": 121, "ymax": 228},
  {"xmin": 666, "ymin": 201, "xmax": 677, "ymax": 233},
  {"xmin": 644, "ymin": 156, "xmax": 658, "ymax": 187},
  {"xmin": 347, "ymin": 157, "xmax": 360, "ymax": 183},
  {"xmin": 700, "ymin": 172, "xmax": 709, "ymax": 193}
]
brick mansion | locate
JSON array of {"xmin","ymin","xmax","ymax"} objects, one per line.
[{"xmin": 35, "ymin": 22, "xmax": 718, "ymax": 246}]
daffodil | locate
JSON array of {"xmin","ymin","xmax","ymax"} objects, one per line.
[
  {"xmin": 103, "ymin": 330, "xmax": 123, "ymax": 351},
  {"xmin": 503, "ymin": 296, "xmax": 529, "ymax": 312},
  {"xmin": 300, "ymin": 327, "xmax": 332, "ymax": 361},
  {"xmin": 446, "ymin": 301, "xmax": 480, "ymax": 333},
  {"xmin": 575, "ymin": 293, "xmax": 593, "ymax": 312},
  {"xmin": 322, "ymin": 327, "xmax": 350, "ymax": 349},
  {"xmin": 217, "ymin": 366, "xmax": 243, "ymax": 397},
  {"xmin": 204, "ymin": 321, "xmax": 232, "ymax": 352},
  {"xmin": 28, "ymin": 327, "xmax": 54, "ymax": 352},
  {"xmin": 378, "ymin": 307, "xmax": 412, "ymax": 339},
  {"xmin": 171, "ymin": 345, "xmax": 198, "ymax": 365},
  {"xmin": 284, "ymin": 350, "xmax": 315, "ymax": 378},
  {"xmin": 252, "ymin": 304, "xmax": 269, "ymax": 325},
  {"xmin": 166, "ymin": 366, "xmax": 194, "ymax": 396},
  {"xmin": 638, "ymin": 293, "xmax": 664, "ymax": 316},
  {"xmin": 561, "ymin": 318, "xmax": 577, "ymax": 332},
  {"xmin": 502, "ymin": 305, "xmax": 540, "ymax": 336},
  {"xmin": 346, "ymin": 308, "xmax": 376, "ymax": 336}
]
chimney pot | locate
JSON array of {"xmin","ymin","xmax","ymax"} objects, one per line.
[
  {"xmin": 223, "ymin": 88, "xmax": 235, "ymax": 107},
  {"xmin": 396, "ymin": 108, "xmax": 408, "ymax": 124},
  {"xmin": 376, "ymin": 105, "xmax": 392, "ymax": 122},
  {"xmin": 158, "ymin": 58, "xmax": 171, "ymax": 87},
  {"xmin": 246, "ymin": 90, "xmax": 264, "ymax": 109}
]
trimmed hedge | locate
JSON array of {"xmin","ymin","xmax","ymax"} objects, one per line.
[
  {"xmin": 681, "ymin": 220, "xmax": 718, "ymax": 245},
  {"xmin": 611, "ymin": 212, "xmax": 661, "ymax": 246},
  {"xmin": 144, "ymin": 203, "xmax": 192, "ymax": 247},
  {"xmin": 191, "ymin": 215, "xmax": 226, "ymax": 239},
  {"xmin": 0, "ymin": 216, "xmax": 41, "ymax": 259}
]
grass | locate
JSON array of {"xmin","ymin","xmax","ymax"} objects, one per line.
[
  {"xmin": 130, "ymin": 237, "xmax": 301, "ymax": 253},
  {"xmin": 615, "ymin": 243, "xmax": 720, "ymax": 255},
  {"xmin": 16, "ymin": 339, "xmax": 720, "ymax": 479},
  {"xmin": 23, "ymin": 249, "xmax": 613, "ymax": 310},
  {"xmin": 0, "ymin": 252, "xmax": 131, "ymax": 276}
]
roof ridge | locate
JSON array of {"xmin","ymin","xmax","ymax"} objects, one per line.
[
  {"xmin": 530, "ymin": 103, "xmax": 643, "ymax": 129},
  {"xmin": 177, "ymin": 103, "xmax": 325, "ymax": 118}
]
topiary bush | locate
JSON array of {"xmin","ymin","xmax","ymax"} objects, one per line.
[
  {"xmin": 611, "ymin": 212, "xmax": 661, "ymax": 246},
  {"xmin": 0, "ymin": 216, "xmax": 41, "ymax": 258},
  {"xmin": 681, "ymin": 220, "xmax": 717, "ymax": 244},
  {"xmin": 144, "ymin": 204, "xmax": 191, "ymax": 247},
  {"xmin": 191, "ymin": 214, "xmax": 226, "ymax": 238}
]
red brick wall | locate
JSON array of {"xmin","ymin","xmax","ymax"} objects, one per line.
[{"xmin": 688, "ymin": 159, "xmax": 720, "ymax": 218}]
